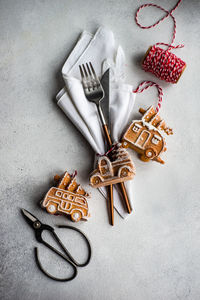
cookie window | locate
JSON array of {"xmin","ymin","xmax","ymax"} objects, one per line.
[
  {"xmin": 75, "ymin": 198, "xmax": 85, "ymax": 205},
  {"xmin": 132, "ymin": 124, "xmax": 142, "ymax": 132},
  {"xmin": 62, "ymin": 193, "xmax": 68, "ymax": 199},
  {"xmin": 68, "ymin": 195, "xmax": 74, "ymax": 201},
  {"xmin": 55, "ymin": 190, "xmax": 62, "ymax": 198},
  {"xmin": 151, "ymin": 134, "xmax": 161, "ymax": 145}
]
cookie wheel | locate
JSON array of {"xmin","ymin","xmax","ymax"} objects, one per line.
[
  {"xmin": 140, "ymin": 148, "xmax": 156, "ymax": 162},
  {"xmin": 119, "ymin": 166, "xmax": 129, "ymax": 178},
  {"xmin": 90, "ymin": 175, "xmax": 102, "ymax": 186},
  {"xmin": 121, "ymin": 140, "xmax": 129, "ymax": 148},
  {"xmin": 46, "ymin": 202, "xmax": 58, "ymax": 214},
  {"xmin": 71, "ymin": 210, "xmax": 82, "ymax": 222},
  {"xmin": 145, "ymin": 148, "xmax": 156, "ymax": 159}
]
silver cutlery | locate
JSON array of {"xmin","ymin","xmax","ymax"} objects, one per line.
[{"xmin": 79, "ymin": 62, "xmax": 132, "ymax": 225}]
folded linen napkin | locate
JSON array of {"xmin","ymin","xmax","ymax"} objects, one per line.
[{"xmin": 56, "ymin": 27, "xmax": 136, "ymax": 217}]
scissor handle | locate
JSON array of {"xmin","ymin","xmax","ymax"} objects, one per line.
[
  {"xmin": 34, "ymin": 223, "xmax": 78, "ymax": 281},
  {"xmin": 35, "ymin": 247, "xmax": 77, "ymax": 282},
  {"xmin": 34, "ymin": 223, "xmax": 91, "ymax": 281},
  {"xmin": 57, "ymin": 225, "xmax": 92, "ymax": 267},
  {"xmin": 34, "ymin": 223, "xmax": 54, "ymax": 243}
]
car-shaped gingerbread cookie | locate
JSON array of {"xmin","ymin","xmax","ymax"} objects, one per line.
[
  {"xmin": 90, "ymin": 144, "xmax": 135, "ymax": 188},
  {"xmin": 41, "ymin": 172, "xmax": 90, "ymax": 222}
]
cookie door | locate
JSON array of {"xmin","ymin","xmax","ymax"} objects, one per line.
[{"xmin": 135, "ymin": 130, "xmax": 150, "ymax": 148}]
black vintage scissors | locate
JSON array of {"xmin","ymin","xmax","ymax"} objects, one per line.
[{"xmin": 21, "ymin": 208, "xmax": 91, "ymax": 282}]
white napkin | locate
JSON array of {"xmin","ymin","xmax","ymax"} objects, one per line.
[{"xmin": 56, "ymin": 27, "xmax": 136, "ymax": 217}]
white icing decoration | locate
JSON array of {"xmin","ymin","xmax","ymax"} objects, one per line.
[
  {"xmin": 48, "ymin": 205, "xmax": 56, "ymax": 212},
  {"xmin": 147, "ymin": 152, "xmax": 153, "ymax": 157},
  {"xmin": 153, "ymin": 134, "xmax": 161, "ymax": 141},
  {"xmin": 73, "ymin": 212, "xmax": 80, "ymax": 220}
]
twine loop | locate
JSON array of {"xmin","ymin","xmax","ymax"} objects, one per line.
[
  {"xmin": 97, "ymin": 143, "xmax": 120, "ymax": 158},
  {"xmin": 135, "ymin": 0, "xmax": 184, "ymax": 50},
  {"xmin": 70, "ymin": 170, "xmax": 77, "ymax": 178},
  {"xmin": 133, "ymin": 81, "xmax": 163, "ymax": 112}
]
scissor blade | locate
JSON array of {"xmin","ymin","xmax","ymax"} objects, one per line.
[{"xmin": 21, "ymin": 208, "xmax": 38, "ymax": 225}]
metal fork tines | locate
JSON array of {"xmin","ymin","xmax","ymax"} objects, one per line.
[
  {"xmin": 79, "ymin": 62, "xmax": 104, "ymax": 104},
  {"xmin": 79, "ymin": 62, "xmax": 110, "ymax": 141}
]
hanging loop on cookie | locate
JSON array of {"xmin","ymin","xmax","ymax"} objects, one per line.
[
  {"xmin": 133, "ymin": 81, "xmax": 163, "ymax": 112},
  {"xmin": 70, "ymin": 170, "xmax": 77, "ymax": 178},
  {"xmin": 96, "ymin": 143, "xmax": 120, "ymax": 158}
]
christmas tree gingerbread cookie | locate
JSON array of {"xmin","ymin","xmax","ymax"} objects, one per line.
[
  {"xmin": 41, "ymin": 171, "xmax": 90, "ymax": 222},
  {"xmin": 121, "ymin": 106, "xmax": 173, "ymax": 164}
]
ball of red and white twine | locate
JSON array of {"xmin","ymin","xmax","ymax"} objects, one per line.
[{"xmin": 135, "ymin": 0, "xmax": 186, "ymax": 84}]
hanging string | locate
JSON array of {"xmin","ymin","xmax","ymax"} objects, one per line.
[
  {"xmin": 97, "ymin": 143, "xmax": 120, "ymax": 157},
  {"xmin": 135, "ymin": 0, "xmax": 183, "ymax": 50},
  {"xmin": 135, "ymin": 0, "xmax": 186, "ymax": 83},
  {"xmin": 71, "ymin": 170, "xmax": 77, "ymax": 178},
  {"xmin": 133, "ymin": 81, "xmax": 163, "ymax": 112}
]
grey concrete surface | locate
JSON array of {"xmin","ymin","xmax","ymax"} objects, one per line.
[{"xmin": 1, "ymin": 0, "xmax": 200, "ymax": 299}]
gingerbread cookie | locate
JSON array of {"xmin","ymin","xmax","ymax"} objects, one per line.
[
  {"xmin": 41, "ymin": 171, "xmax": 90, "ymax": 222},
  {"xmin": 121, "ymin": 106, "xmax": 173, "ymax": 164},
  {"xmin": 90, "ymin": 144, "xmax": 135, "ymax": 188}
]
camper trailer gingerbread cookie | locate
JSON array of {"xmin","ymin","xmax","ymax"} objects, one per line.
[
  {"xmin": 121, "ymin": 106, "xmax": 173, "ymax": 164},
  {"xmin": 90, "ymin": 144, "xmax": 135, "ymax": 188},
  {"xmin": 41, "ymin": 171, "xmax": 90, "ymax": 222}
]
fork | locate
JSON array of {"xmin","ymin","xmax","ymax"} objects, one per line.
[
  {"xmin": 79, "ymin": 63, "xmax": 112, "ymax": 145},
  {"xmin": 79, "ymin": 62, "xmax": 132, "ymax": 223},
  {"xmin": 79, "ymin": 62, "xmax": 114, "ymax": 225}
]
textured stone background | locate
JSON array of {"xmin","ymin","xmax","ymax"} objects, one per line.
[{"xmin": 1, "ymin": 0, "xmax": 200, "ymax": 299}]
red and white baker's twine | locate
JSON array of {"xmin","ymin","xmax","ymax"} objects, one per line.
[
  {"xmin": 97, "ymin": 143, "xmax": 119, "ymax": 157},
  {"xmin": 133, "ymin": 81, "xmax": 163, "ymax": 112},
  {"xmin": 135, "ymin": 0, "xmax": 186, "ymax": 83},
  {"xmin": 71, "ymin": 170, "xmax": 77, "ymax": 178}
]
